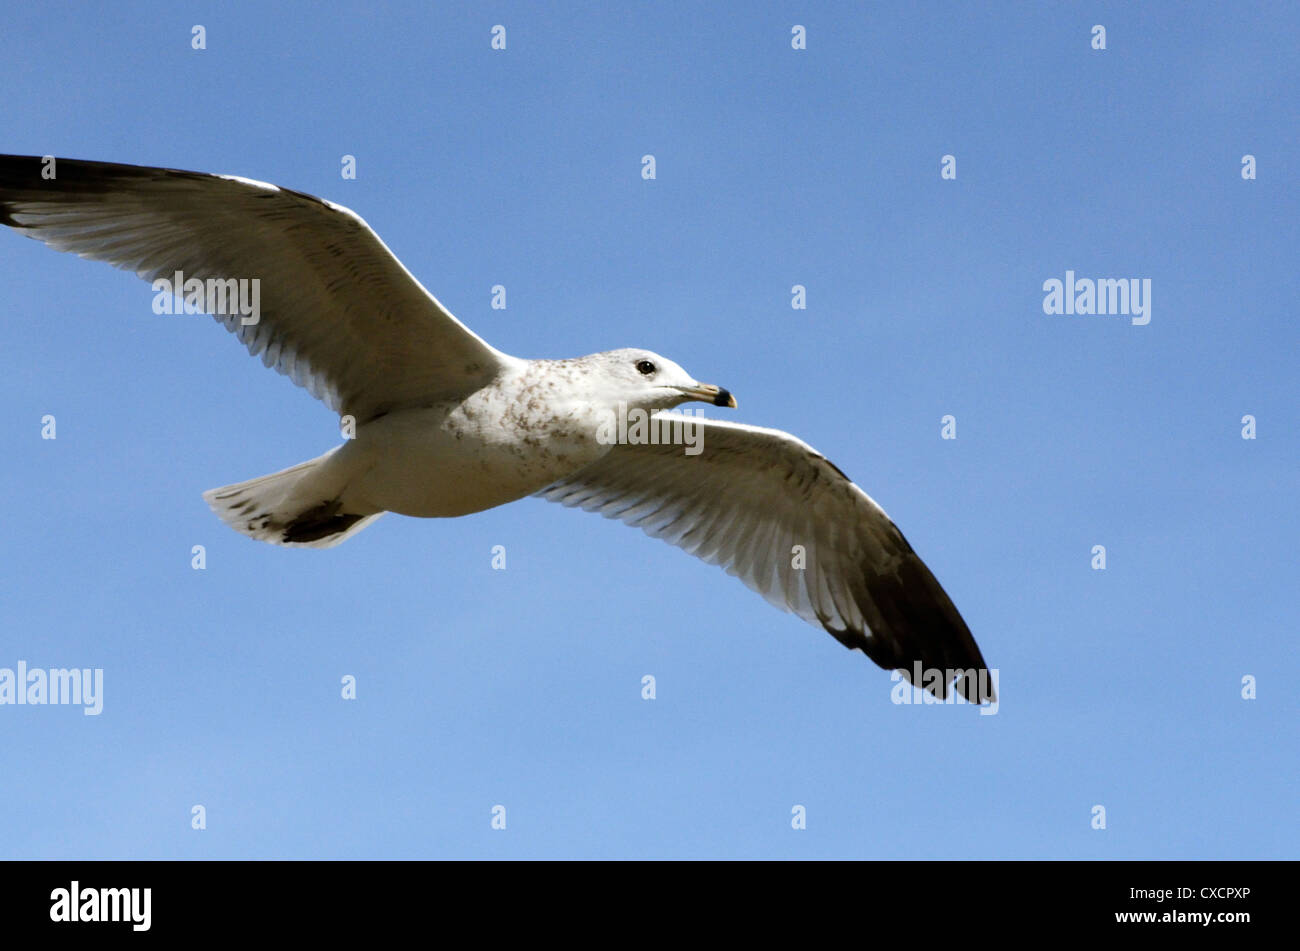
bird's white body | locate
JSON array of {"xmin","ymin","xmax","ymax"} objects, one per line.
[{"xmin": 342, "ymin": 360, "xmax": 616, "ymax": 519}]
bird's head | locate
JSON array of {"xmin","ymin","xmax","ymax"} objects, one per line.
[{"xmin": 585, "ymin": 348, "xmax": 737, "ymax": 413}]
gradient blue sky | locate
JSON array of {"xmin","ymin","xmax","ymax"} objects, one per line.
[{"xmin": 1, "ymin": 1, "xmax": 1295, "ymax": 859}]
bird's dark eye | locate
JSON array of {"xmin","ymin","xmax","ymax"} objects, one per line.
[{"xmin": 635, "ymin": 360, "xmax": 656, "ymax": 375}]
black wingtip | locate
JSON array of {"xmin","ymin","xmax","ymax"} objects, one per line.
[{"xmin": 819, "ymin": 520, "xmax": 996, "ymax": 707}]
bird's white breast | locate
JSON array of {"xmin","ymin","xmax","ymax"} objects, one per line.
[{"xmin": 345, "ymin": 365, "xmax": 613, "ymax": 518}]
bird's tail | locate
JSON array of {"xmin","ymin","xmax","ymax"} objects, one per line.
[{"xmin": 202, "ymin": 448, "xmax": 383, "ymax": 549}]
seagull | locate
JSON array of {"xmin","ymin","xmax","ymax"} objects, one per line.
[{"xmin": 0, "ymin": 155, "xmax": 994, "ymax": 703}]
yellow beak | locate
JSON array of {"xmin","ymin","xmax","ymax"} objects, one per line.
[{"xmin": 677, "ymin": 383, "xmax": 738, "ymax": 408}]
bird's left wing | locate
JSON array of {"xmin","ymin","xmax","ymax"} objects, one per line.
[
  {"xmin": 0, "ymin": 155, "xmax": 508, "ymax": 420},
  {"xmin": 537, "ymin": 416, "xmax": 993, "ymax": 702}
]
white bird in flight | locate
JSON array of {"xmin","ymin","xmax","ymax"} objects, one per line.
[{"xmin": 0, "ymin": 155, "xmax": 994, "ymax": 704}]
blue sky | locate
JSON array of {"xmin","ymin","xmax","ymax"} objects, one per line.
[{"xmin": 0, "ymin": 0, "xmax": 1295, "ymax": 859}]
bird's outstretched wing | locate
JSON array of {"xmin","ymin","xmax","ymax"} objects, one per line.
[
  {"xmin": 537, "ymin": 416, "xmax": 994, "ymax": 702},
  {"xmin": 0, "ymin": 155, "xmax": 507, "ymax": 420}
]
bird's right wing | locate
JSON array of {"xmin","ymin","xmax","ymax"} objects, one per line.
[
  {"xmin": 0, "ymin": 155, "xmax": 509, "ymax": 420},
  {"xmin": 537, "ymin": 416, "xmax": 993, "ymax": 702}
]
